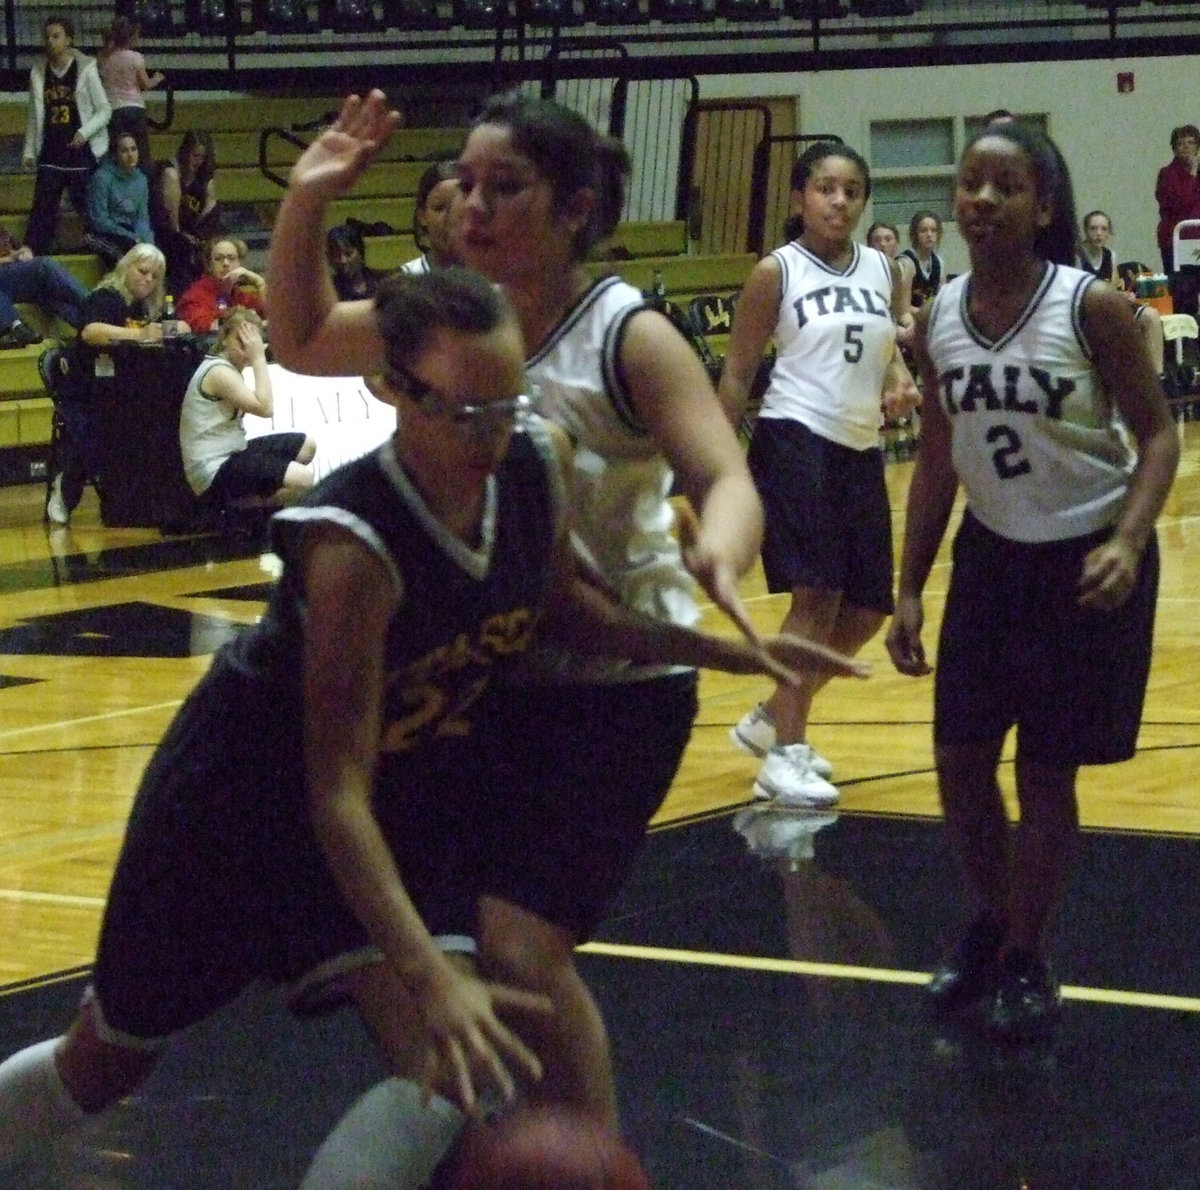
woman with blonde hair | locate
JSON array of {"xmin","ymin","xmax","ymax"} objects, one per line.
[{"xmin": 47, "ymin": 242, "xmax": 174, "ymax": 524}]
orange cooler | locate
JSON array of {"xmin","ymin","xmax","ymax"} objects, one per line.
[{"xmin": 1136, "ymin": 273, "xmax": 1174, "ymax": 316}]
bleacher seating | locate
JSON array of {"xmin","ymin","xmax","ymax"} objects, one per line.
[{"xmin": 0, "ymin": 92, "xmax": 760, "ymax": 489}]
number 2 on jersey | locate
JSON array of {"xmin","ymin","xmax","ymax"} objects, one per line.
[{"xmin": 986, "ymin": 424, "xmax": 1032, "ymax": 480}]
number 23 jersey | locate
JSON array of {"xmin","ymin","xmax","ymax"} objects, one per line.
[
  {"xmin": 760, "ymin": 241, "xmax": 896, "ymax": 451},
  {"xmin": 926, "ymin": 263, "xmax": 1135, "ymax": 544}
]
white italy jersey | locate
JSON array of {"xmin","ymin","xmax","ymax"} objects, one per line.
[
  {"xmin": 179, "ymin": 355, "xmax": 247, "ymax": 495},
  {"xmin": 926, "ymin": 264, "xmax": 1135, "ymax": 544},
  {"xmin": 521, "ymin": 274, "xmax": 699, "ymax": 682},
  {"xmin": 760, "ymin": 241, "xmax": 896, "ymax": 451}
]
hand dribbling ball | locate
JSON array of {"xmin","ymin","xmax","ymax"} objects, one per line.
[{"xmin": 436, "ymin": 1105, "xmax": 651, "ymax": 1190}]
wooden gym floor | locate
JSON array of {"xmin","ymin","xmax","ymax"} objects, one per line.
[{"xmin": 0, "ymin": 439, "xmax": 1198, "ymax": 1188}]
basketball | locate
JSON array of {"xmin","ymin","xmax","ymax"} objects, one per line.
[{"xmin": 436, "ymin": 1105, "xmax": 651, "ymax": 1190}]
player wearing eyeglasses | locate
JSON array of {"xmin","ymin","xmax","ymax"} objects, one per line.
[{"xmin": 0, "ymin": 266, "xmax": 864, "ymax": 1184}]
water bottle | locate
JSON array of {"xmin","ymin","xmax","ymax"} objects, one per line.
[
  {"xmin": 651, "ymin": 269, "xmax": 666, "ymax": 305},
  {"xmin": 163, "ymin": 294, "xmax": 177, "ymax": 338}
]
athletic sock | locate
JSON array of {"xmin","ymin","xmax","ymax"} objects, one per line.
[
  {"xmin": 299, "ymin": 1078, "xmax": 465, "ymax": 1190},
  {"xmin": 0, "ymin": 1037, "xmax": 87, "ymax": 1173}
]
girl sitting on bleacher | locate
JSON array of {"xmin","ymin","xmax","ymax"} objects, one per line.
[
  {"xmin": 151, "ymin": 130, "xmax": 222, "ymax": 294},
  {"xmin": 177, "ymin": 236, "xmax": 266, "ymax": 333},
  {"xmin": 83, "ymin": 132, "xmax": 153, "ymax": 268}
]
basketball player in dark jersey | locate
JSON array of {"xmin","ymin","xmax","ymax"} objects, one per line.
[
  {"xmin": 0, "ymin": 265, "xmax": 861, "ymax": 1182},
  {"xmin": 22, "ymin": 17, "xmax": 110, "ymax": 256}
]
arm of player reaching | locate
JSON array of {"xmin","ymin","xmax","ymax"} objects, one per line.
[{"xmin": 299, "ymin": 522, "xmax": 549, "ymax": 1112}]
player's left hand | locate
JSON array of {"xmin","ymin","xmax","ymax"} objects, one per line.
[
  {"xmin": 675, "ymin": 502, "xmax": 761, "ymax": 647},
  {"xmin": 288, "ymin": 90, "xmax": 401, "ymax": 202},
  {"xmin": 752, "ymin": 635, "xmax": 872, "ymax": 686},
  {"xmin": 1077, "ymin": 537, "xmax": 1139, "ymax": 611},
  {"xmin": 883, "ymin": 373, "xmax": 921, "ymax": 421}
]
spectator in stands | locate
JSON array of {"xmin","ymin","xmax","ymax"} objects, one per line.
[
  {"xmin": 46, "ymin": 243, "xmax": 168, "ymax": 525},
  {"xmin": 180, "ymin": 307, "xmax": 315, "ymax": 520},
  {"xmin": 97, "ymin": 16, "xmax": 163, "ymax": 179},
  {"xmin": 326, "ymin": 223, "xmax": 385, "ymax": 301},
  {"xmin": 84, "ymin": 132, "xmax": 153, "ymax": 267},
  {"xmin": 1078, "ymin": 209, "xmax": 1165, "ymax": 378},
  {"xmin": 1155, "ymin": 123, "xmax": 1200, "ymax": 316},
  {"xmin": 0, "ymin": 226, "xmax": 89, "ymax": 349},
  {"xmin": 899, "ymin": 210, "xmax": 945, "ymax": 319},
  {"xmin": 402, "ymin": 161, "xmax": 459, "ymax": 274},
  {"xmin": 22, "ymin": 15, "xmax": 111, "ymax": 257},
  {"xmin": 151, "ymin": 130, "xmax": 221, "ymax": 295},
  {"xmin": 867, "ymin": 220, "xmax": 915, "ymax": 347},
  {"xmin": 177, "ymin": 236, "xmax": 266, "ymax": 333}
]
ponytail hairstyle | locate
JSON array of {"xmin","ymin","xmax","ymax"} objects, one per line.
[
  {"xmin": 963, "ymin": 122, "xmax": 1077, "ymax": 266},
  {"xmin": 473, "ymin": 92, "xmax": 630, "ymax": 260},
  {"xmin": 783, "ymin": 140, "xmax": 870, "ymax": 242}
]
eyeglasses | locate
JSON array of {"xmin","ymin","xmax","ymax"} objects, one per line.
[{"xmin": 386, "ymin": 363, "xmax": 534, "ymax": 440}]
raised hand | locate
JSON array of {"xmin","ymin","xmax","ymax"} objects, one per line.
[{"xmin": 287, "ymin": 91, "xmax": 402, "ymax": 201}]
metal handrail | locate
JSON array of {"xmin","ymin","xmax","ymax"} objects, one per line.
[{"xmin": 256, "ymin": 119, "xmax": 334, "ymax": 190}]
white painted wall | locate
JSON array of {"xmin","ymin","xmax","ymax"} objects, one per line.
[{"xmin": 697, "ymin": 54, "xmax": 1190, "ymax": 273}]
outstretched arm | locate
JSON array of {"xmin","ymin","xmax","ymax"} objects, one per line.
[
  {"xmin": 545, "ymin": 574, "xmax": 870, "ymax": 684},
  {"xmin": 301, "ymin": 524, "xmax": 546, "ymax": 1111},
  {"xmin": 620, "ymin": 308, "xmax": 765, "ymax": 645},
  {"xmin": 538, "ymin": 424, "xmax": 867, "ymax": 684},
  {"xmin": 267, "ymin": 91, "xmax": 400, "ymax": 377}
]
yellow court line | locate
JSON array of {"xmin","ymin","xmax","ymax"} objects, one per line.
[
  {"xmin": 0, "ymin": 889, "xmax": 106, "ymax": 909},
  {"xmin": 578, "ymin": 942, "xmax": 1200, "ymax": 1013},
  {"xmin": 0, "ymin": 700, "xmax": 184, "ymax": 743}
]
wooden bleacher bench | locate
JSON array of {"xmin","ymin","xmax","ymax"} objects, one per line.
[
  {"xmin": 582, "ymin": 252, "xmax": 756, "ymax": 298},
  {"xmin": 220, "ymin": 160, "xmax": 431, "ymax": 206},
  {"xmin": 320, "ymin": 195, "xmax": 418, "ymax": 234},
  {"xmin": 363, "ymin": 235, "xmax": 421, "ymax": 272},
  {"xmin": 592, "ymin": 220, "xmax": 687, "ymax": 261},
  {"xmin": 147, "ymin": 127, "xmax": 463, "ymax": 170}
]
